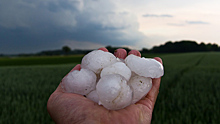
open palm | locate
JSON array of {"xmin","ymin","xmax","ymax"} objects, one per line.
[{"xmin": 47, "ymin": 48, "xmax": 162, "ymax": 124}]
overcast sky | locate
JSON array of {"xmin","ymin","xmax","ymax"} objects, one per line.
[{"xmin": 1, "ymin": 0, "xmax": 220, "ymax": 54}]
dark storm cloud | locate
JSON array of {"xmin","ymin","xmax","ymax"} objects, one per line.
[{"xmin": 0, "ymin": 0, "xmax": 146, "ymax": 54}]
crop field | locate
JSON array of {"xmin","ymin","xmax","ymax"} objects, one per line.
[
  {"xmin": 0, "ymin": 52, "xmax": 219, "ymax": 124},
  {"xmin": 0, "ymin": 55, "xmax": 84, "ymax": 66}
]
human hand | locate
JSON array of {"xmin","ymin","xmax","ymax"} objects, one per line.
[{"xmin": 47, "ymin": 48, "xmax": 163, "ymax": 124}]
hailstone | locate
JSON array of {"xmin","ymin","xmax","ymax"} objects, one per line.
[
  {"xmin": 125, "ymin": 54, "xmax": 164, "ymax": 78},
  {"xmin": 61, "ymin": 49, "xmax": 164, "ymax": 110},
  {"xmin": 128, "ymin": 75, "xmax": 152, "ymax": 104},
  {"xmin": 100, "ymin": 62, "xmax": 131, "ymax": 81},
  {"xmin": 87, "ymin": 90, "xmax": 99, "ymax": 103},
  {"xmin": 81, "ymin": 50, "xmax": 117, "ymax": 74},
  {"xmin": 61, "ymin": 68, "xmax": 97, "ymax": 95},
  {"xmin": 96, "ymin": 74, "xmax": 132, "ymax": 110}
]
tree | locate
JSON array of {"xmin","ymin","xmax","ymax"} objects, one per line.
[
  {"xmin": 150, "ymin": 40, "xmax": 220, "ymax": 53},
  {"xmin": 62, "ymin": 46, "xmax": 71, "ymax": 55},
  {"xmin": 141, "ymin": 48, "xmax": 149, "ymax": 53}
]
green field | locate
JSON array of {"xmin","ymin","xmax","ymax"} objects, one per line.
[
  {"xmin": 0, "ymin": 55, "xmax": 84, "ymax": 66},
  {"xmin": 0, "ymin": 52, "xmax": 219, "ymax": 124}
]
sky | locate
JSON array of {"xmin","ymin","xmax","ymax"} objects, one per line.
[{"xmin": 0, "ymin": 0, "xmax": 220, "ymax": 54}]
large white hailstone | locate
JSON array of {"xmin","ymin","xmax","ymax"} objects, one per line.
[
  {"xmin": 96, "ymin": 74, "xmax": 132, "ymax": 110},
  {"xmin": 81, "ymin": 50, "xmax": 117, "ymax": 74},
  {"xmin": 125, "ymin": 54, "xmax": 164, "ymax": 78},
  {"xmin": 87, "ymin": 90, "xmax": 99, "ymax": 103},
  {"xmin": 128, "ymin": 75, "xmax": 152, "ymax": 104},
  {"xmin": 61, "ymin": 69, "xmax": 97, "ymax": 95},
  {"xmin": 100, "ymin": 62, "xmax": 131, "ymax": 81}
]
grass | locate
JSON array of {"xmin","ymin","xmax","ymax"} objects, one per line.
[
  {"xmin": 0, "ymin": 64, "xmax": 75, "ymax": 124},
  {"xmin": 151, "ymin": 52, "xmax": 220, "ymax": 124},
  {"xmin": 0, "ymin": 55, "xmax": 84, "ymax": 66},
  {"xmin": 0, "ymin": 52, "xmax": 219, "ymax": 124}
]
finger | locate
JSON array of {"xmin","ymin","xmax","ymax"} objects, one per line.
[
  {"xmin": 152, "ymin": 57, "xmax": 163, "ymax": 89},
  {"xmin": 114, "ymin": 48, "xmax": 127, "ymax": 59},
  {"xmin": 154, "ymin": 57, "xmax": 163, "ymax": 64},
  {"xmin": 70, "ymin": 64, "xmax": 81, "ymax": 72},
  {"xmin": 98, "ymin": 47, "xmax": 108, "ymax": 52},
  {"xmin": 145, "ymin": 77, "xmax": 161, "ymax": 106},
  {"xmin": 147, "ymin": 57, "xmax": 163, "ymax": 104},
  {"xmin": 128, "ymin": 50, "xmax": 141, "ymax": 57},
  {"xmin": 54, "ymin": 84, "xmax": 64, "ymax": 93},
  {"xmin": 138, "ymin": 57, "xmax": 163, "ymax": 109}
]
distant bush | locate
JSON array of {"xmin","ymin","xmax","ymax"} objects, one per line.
[{"xmin": 141, "ymin": 40, "xmax": 220, "ymax": 53}]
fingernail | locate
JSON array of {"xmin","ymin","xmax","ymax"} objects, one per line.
[
  {"xmin": 154, "ymin": 57, "xmax": 163, "ymax": 64},
  {"xmin": 128, "ymin": 50, "xmax": 141, "ymax": 57},
  {"xmin": 98, "ymin": 47, "xmax": 108, "ymax": 52},
  {"xmin": 114, "ymin": 48, "xmax": 127, "ymax": 59}
]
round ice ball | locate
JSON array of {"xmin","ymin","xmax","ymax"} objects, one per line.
[
  {"xmin": 61, "ymin": 68, "xmax": 97, "ymax": 95},
  {"xmin": 87, "ymin": 90, "xmax": 99, "ymax": 103},
  {"xmin": 125, "ymin": 54, "xmax": 164, "ymax": 78},
  {"xmin": 81, "ymin": 50, "xmax": 117, "ymax": 74},
  {"xmin": 96, "ymin": 74, "xmax": 132, "ymax": 110},
  {"xmin": 100, "ymin": 62, "xmax": 131, "ymax": 81},
  {"xmin": 128, "ymin": 75, "xmax": 152, "ymax": 104}
]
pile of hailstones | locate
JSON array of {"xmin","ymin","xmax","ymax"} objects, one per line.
[{"xmin": 62, "ymin": 50, "xmax": 164, "ymax": 110}]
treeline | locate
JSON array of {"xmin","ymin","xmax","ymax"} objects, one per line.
[
  {"xmin": 106, "ymin": 40, "xmax": 220, "ymax": 54},
  {"xmin": 36, "ymin": 49, "xmax": 92, "ymax": 56},
  {"xmin": 7, "ymin": 48, "xmax": 93, "ymax": 57},
  {"xmin": 36, "ymin": 46, "xmax": 130, "ymax": 56},
  {"xmin": 1, "ymin": 40, "xmax": 220, "ymax": 57},
  {"xmin": 146, "ymin": 40, "xmax": 220, "ymax": 53}
]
